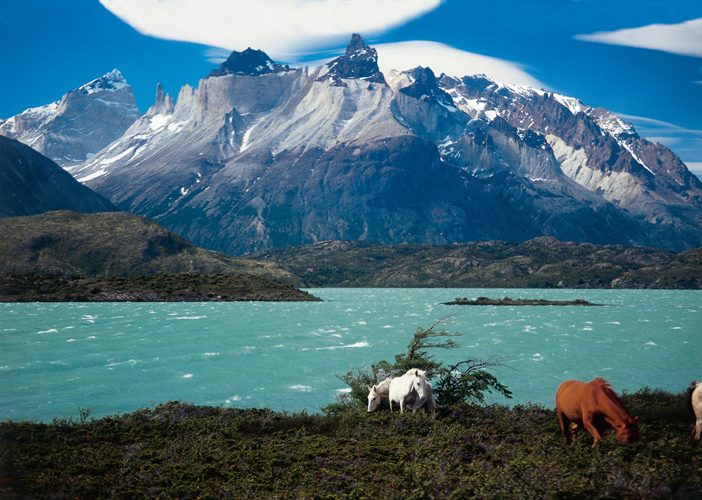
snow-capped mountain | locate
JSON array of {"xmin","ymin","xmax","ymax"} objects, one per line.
[
  {"xmin": 0, "ymin": 70, "xmax": 140, "ymax": 167},
  {"xmin": 436, "ymin": 74, "xmax": 702, "ymax": 250},
  {"xmin": 66, "ymin": 35, "xmax": 702, "ymax": 254}
]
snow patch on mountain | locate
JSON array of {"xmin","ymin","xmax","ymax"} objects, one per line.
[
  {"xmin": 78, "ymin": 69, "xmax": 129, "ymax": 94},
  {"xmin": 552, "ymin": 94, "xmax": 587, "ymax": 116}
]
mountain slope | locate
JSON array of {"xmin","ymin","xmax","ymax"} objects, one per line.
[
  {"xmin": 0, "ymin": 70, "xmax": 140, "ymax": 166},
  {"xmin": 65, "ymin": 36, "xmax": 702, "ymax": 254},
  {"xmin": 0, "ymin": 136, "xmax": 117, "ymax": 218},
  {"xmin": 437, "ymin": 75, "xmax": 702, "ymax": 250}
]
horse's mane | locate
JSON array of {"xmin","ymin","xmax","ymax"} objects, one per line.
[
  {"xmin": 404, "ymin": 368, "xmax": 426, "ymax": 379},
  {"xmin": 593, "ymin": 377, "xmax": 632, "ymax": 418},
  {"xmin": 375, "ymin": 377, "xmax": 393, "ymax": 391}
]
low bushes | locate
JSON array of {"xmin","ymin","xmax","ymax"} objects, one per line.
[{"xmin": 1, "ymin": 389, "xmax": 700, "ymax": 499}]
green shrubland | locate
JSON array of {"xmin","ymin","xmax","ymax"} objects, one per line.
[{"xmin": 1, "ymin": 392, "xmax": 700, "ymax": 499}]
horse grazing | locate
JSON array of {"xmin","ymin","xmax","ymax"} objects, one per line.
[
  {"xmin": 389, "ymin": 369, "xmax": 428, "ymax": 413},
  {"xmin": 555, "ymin": 378, "xmax": 639, "ymax": 446},
  {"xmin": 368, "ymin": 375, "xmax": 435, "ymax": 413},
  {"xmin": 686, "ymin": 380, "xmax": 702, "ymax": 447},
  {"xmin": 367, "ymin": 377, "xmax": 394, "ymax": 412}
]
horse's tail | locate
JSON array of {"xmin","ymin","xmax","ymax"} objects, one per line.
[{"xmin": 686, "ymin": 381, "xmax": 698, "ymax": 416}]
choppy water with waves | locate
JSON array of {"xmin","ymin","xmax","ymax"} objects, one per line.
[{"xmin": 1, "ymin": 288, "xmax": 700, "ymax": 422}]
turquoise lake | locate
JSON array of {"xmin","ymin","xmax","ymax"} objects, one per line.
[{"xmin": 1, "ymin": 288, "xmax": 700, "ymax": 422}]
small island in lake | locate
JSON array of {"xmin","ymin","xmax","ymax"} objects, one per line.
[{"xmin": 443, "ymin": 296, "xmax": 602, "ymax": 306}]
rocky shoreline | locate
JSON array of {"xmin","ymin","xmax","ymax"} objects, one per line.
[{"xmin": 0, "ymin": 273, "xmax": 320, "ymax": 302}]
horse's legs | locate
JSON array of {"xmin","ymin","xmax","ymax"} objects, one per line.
[
  {"xmin": 692, "ymin": 419, "xmax": 702, "ymax": 447},
  {"xmin": 582, "ymin": 414, "xmax": 606, "ymax": 447},
  {"xmin": 571, "ymin": 422, "xmax": 579, "ymax": 444},
  {"xmin": 557, "ymin": 410, "xmax": 572, "ymax": 445}
]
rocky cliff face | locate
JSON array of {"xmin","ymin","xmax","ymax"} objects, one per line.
[
  {"xmin": 0, "ymin": 70, "xmax": 140, "ymax": 167},
  {"xmin": 0, "ymin": 136, "xmax": 117, "ymax": 218},
  {"xmin": 438, "ymin": 75, "xmax": 702, "ymax": 250},
  {"xmin": 65, "ymin": 36, "xmax": 702, "ymax": 254}
]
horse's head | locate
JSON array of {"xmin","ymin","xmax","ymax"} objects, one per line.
[
  {"xmin": 409, "ymin": 369, "xmax": 427, "ymax": 404},
  {"xmin": 367, "ymin": 385, "xmax": 380, "ymax": 412},
  {"xmin": 616, "ymin": 417, "xmax": 640, "ymax": 443}
]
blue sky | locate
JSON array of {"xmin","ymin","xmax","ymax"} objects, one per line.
[{"xmin": 1, "ymin": 0, "xmax": 701, "ymax": 174}]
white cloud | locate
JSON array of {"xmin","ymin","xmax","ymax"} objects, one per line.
[
  {"xmin": 375, "ymin": 41, "xmax": 545, "ymax": 88},
  {"xmin": 618, "ymin": 113, "xmax": 702, "ymax": 163},
  {"xmin": 686, "ymin": 162, "xmax": 702, "ymax": 176},
  {"xmin": 100, "ymin": 0, "xmax": 443, "ymax": 60},
  {"xmin": 574, "ymin": 18, "xmax": 702, "ymax": 58}
]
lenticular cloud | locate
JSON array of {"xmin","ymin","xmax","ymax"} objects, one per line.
[
  {"xmin": 99, "ymin": 0, "xmax": 444, "ymax": 59},
  {"xmin": 375, "ymin": 41, "xmax": 544, "ymax": 88},
  {"xmin": 575, "ymin": 18, "xmax": 702, "ymax": 59}
]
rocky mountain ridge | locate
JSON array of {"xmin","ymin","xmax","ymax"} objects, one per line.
[
  {"xmin": 0, "ymin": 70, "xmax": 140, "ymax": 167},
  {"xmin": 10, "ymin": 35, "xmax": 702, "ymax": 254},
  {"xmin": 436, "ymin": 74, "xmax": 702, "ymax": 250}
]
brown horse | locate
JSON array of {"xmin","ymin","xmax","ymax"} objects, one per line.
[{"xmin": 555, "ymin": 378, "xmax": 639, "ymax": 446}]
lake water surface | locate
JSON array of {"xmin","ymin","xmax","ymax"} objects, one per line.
[{"xmin": 1, "ymin": 288, "xmax": 700, "ymax": 422}]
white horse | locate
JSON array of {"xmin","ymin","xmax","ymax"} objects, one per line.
[
  {"xmin": 367, "ymin": 376, "xmax": 436, "ymax": 413},
  {"xmin": 367, "ymin": 377, "xmax": 393, "ymax": 412},
  {"xmin": 389, "ymin": 369, "xmax": 428, "ymax": 413},
  {"xmin": 686, "ymin": 380, "xmax": 702, "ymax": 447}
]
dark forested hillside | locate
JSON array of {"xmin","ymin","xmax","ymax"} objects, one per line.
[{"xmin": 247, "ymin": 238, "xmax": 702, "ymax": 289}]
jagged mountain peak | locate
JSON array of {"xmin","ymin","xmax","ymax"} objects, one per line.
[
  {"xmin": 317, "ymin": 33, "xmax": 386, "ymax": 87},
  {"xmin": 399, "ymin": 66, "xmax": 455, "ymax": 110},
  {"xmin": 0, "ymin": 69, "xmax": 139, "ymax": 167},
  {"xmin": 345, "ymin": 33, "xmax": 366, "ymax": 56},
  {"xmin": 78, "ymin": 69, "xmax": 128, "ymax": 95},
  {"xmin": 148, "ymin": 82, "xmax": 175, "ymax": 116},
  {"xmin": 65, "ymin": 40, "xmax": 702, "ymax": 254},
  {"xmin": 439, "ymin": 73, "xmax": 637, "ymax": 138},
  {"xmin": 208, "ymin": 47, "xmax": 290, "ymax": 78}
]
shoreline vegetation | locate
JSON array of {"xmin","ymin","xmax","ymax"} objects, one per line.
[
  {"xmin": 442, "ymin": 296, "xmax": 602, "ymax": 306},
  {"xmin": 1, "ymin": 389, "xmax": 700, "ymax": 499},
  {"xmin": 0, "ymin": 273, "xmax": 320, "ymax": 302}
]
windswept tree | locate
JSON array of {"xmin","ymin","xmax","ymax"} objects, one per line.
[{"xmin": 323, "ymin": 315, "xmax": 512, "ymax": 414}]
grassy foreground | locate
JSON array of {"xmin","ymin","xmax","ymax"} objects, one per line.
[{"xmin": 1, "ymin": 389, "xmax": 700, "ymax": 499}]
